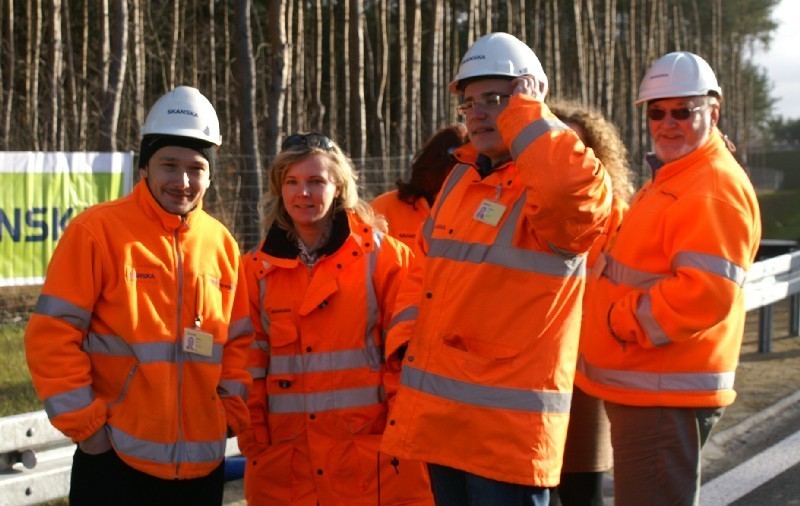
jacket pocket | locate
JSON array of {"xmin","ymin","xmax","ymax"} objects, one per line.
[{"xmin": 78, "ymin": 425, "xmax": 112, "ymax": 455}]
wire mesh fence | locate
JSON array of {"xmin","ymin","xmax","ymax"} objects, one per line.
[{"xmin": 205, "ymin": 154, "xmax": 413, "ymax": 250}]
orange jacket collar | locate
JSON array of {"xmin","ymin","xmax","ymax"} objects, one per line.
[{"xmin": 133, "ymin": 179, "xmax": 204, "ymax": 232}]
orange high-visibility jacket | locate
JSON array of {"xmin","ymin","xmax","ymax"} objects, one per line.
[
  {"xmin": 380, "ymin": 96, "xmax": 612, "ymax": 487},
  {"xmin": 575, "ymin": 129, "xmax": 761, "ymax": 408},
  {"xmin": 238, "ymin": 211, "xmax": 433, "ymax": 506},
  {"xmin": 24, "ymin": 180, "xmax": 254, "ymax": 480},
  {"xmin": 371, "ymin": 190, "xmax": 430, "ymax": 249}
]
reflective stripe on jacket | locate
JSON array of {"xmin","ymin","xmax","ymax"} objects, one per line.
[
  {"xmin": 24, "ymin": 180, "xmax": 254, "ymax": 480},
  {"xmin": 575, "ymin": 129, "xmax": 762, "ymax": 408},
  {"xmin": 371, "ymin": 190, "xmax": 430, "ymax": 250},
  {"xmin": 380, "ymin": 96, "xmax": 612, "ymax": 487},
  {"xmin": 238, "ymin": 211, "xmax": 432, "ymax": 506}
]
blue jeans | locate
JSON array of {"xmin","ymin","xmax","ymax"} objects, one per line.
[{"xmin": 428, "ymin": 463, "xmax": 550, "ymax": 506}]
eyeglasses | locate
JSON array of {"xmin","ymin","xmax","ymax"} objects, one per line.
[
  {"xmin": 646, "ymin": 105, "xmax": 706, "ymax": 122},
  {"xmin": 456, "ymin": 94, "xmax": 511, "ymax": 116},
  {"xmin": 281, "ymin": 132, "xmax": 335, "ymax": 151}
]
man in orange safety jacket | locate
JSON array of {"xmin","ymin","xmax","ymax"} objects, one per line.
[
  {"xmin": 380, "ymin": 32, "xmax": 612, "ymax": 506},
  {"xmin": 575, "ymin": 52, "xmax": 762, "ymax": 505},
  {"xmin": 24, "ymin": 87, "xmax": 254, "ymax": 505}
]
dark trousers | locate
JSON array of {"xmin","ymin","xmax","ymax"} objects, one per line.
[
  {"xmin": 69, "ymin": 448, "xmax": 225, "ymax": 506},
  {"xmin": 428, "ymin": 463, "xmax": 550, "ymax": 506},
  {"xmin": 605, "ymin": 403, "xmax": 724, "ymax": 506}
]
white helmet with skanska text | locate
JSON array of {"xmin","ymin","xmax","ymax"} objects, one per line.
[
  {"xmin": 449, "ymin": 32, "xmax": 547, "ymax": 94},
  {"xmin": 141, "ymin": 86, "xmax": 222, "ymax": 146}
]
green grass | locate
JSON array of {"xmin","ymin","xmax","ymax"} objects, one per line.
[
  {"xmin": 757, "ymin": 189, "xmax": 800, "ymax": 243},
  {"xmin": 0, "ymin": 323, "xmax": 41, "ymax": 417}
]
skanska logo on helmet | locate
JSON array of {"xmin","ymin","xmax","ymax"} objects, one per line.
[
  {"xmin": 462, "ymin": 54, "xmax": 486, "ymax": 64},
  {"xmin": 167, "ymin": 108, "xmax": 199, "ymax": 117}
]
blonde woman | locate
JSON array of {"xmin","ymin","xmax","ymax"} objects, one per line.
[
  {"xmin": 237, "ymin": 132, "xmax": 433, "ymax": 506},
  {"xmin": 548, "ymin": 100, "xmax": 635, "ymax": 506}
]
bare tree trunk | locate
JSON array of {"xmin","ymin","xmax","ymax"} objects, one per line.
[
  {"xmin": 422, "ymin": 0, "xmax": 440, "ymax": 141},
  {"xmin": 100, "ymin": 0, "xmax": 128, "ymax": 152},
  {"xmin": 169, "ymin": 1, "xmax": 179, "ymax": 88},
  {"xmin": 394, "ymin": 0, "xmax": 406, "ymax": 156},
  {"xmin": 573, "ymin": 0, "xmax": 587, "ymax": 104},
  {"xmin": 408, "ymin": 0, "xmax": 421, "ymax": 154},
  {"xmin": 604, "ymin": 0, "xmax": 617, "ymax": 117},
  {"xmin": 132, "ymin": 0, "xmax": 145, "ymax": 133},
  {"xmin": 1, "ymin": 0, "xmax": 14, "ymax": 149},
  {"xmin": 310, "ymin": 0, "xmax": 325, "ymax": 130},
  {"xmin": 209, "ymin": 0, "xmax": 216, "ymax": 104},
  {"xmin": 48, "ymin": 0, "xmax": 63, "ymax": 150},
  {"xmin": 284, "ymin": 0, "xmax": 294, "ymax": 132},
  {"xmin": 79, "ymin": 0, "xmax": 88, "ymax": 150},
  {"xmin": 327, "ymin": 0, "xmax": 337, "ymax": 140},
  {"xmin": 62, "ymin": 1, "xmax": 78, "ymax": 147},
  {"xmin": 348, "ymin": 0, "xmax": 366, "ymax": 162},
  {"xmin": 26, "ymin": 0, "xmax": 42, "ymax": 150},
  {"xmin": 294, "ymin": 0, "xmax": 305, "ymax": 131},
  {"xmin": 265, "ymin": 0, "xmax": 287, "ymax": 156},
  {"xmin": 223, "ymin": 5, "xmax": 233, "ymax": 145},
  {"xmin": 233, "ymin": 0, "xmax": 262, "ymax": 250}
]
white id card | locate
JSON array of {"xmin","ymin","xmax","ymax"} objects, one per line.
[
  {"xmin": 183, "ymin": 328, "xmax": 214, "ymax": 357},
  {"xmin": 473, "ymin": 199, "xmax": 507, "ymax": 226}
]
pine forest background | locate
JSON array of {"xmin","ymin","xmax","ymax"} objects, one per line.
[{"xmin": 0, "ymin": 0, "xmax": 783, "ymax": 249}]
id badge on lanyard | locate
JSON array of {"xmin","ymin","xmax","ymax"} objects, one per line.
[{"xmin": 473, "ymin": 183, "xmax": 507, "ymax": 227}]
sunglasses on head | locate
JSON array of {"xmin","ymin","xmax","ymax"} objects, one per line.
[
  {"xmin": 646, "ymin": 105, "xmax": 706, "ymax": 122},
  {"xmin": 281, "ymin": 132, "xmax": 335, "ymax": 151}
]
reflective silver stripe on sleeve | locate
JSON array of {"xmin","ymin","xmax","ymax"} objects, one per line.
[
  {"xmin": 602, "ymin": 255, "xmax": 666, "ymax": 290},
  {"xmin": 401, "ymin": 364, "xmax": 571, "ymax": 413},
  {"xmin": 268, "ymin": 384, "xmax": 385, "ymax": 414},
  {"xmin": 577, "ymin": 354, "xmax": 736, "ymax": 392},
  {"xmin": 673, "ymin": 251, "xmax": 747, "ymax": 287},
  {"xmin": 509, "ymin": 117, "xmax": 569, "ymax": 160},
  {"xmin": 247, "ymin": 367, "xmax": 266, "ymax": 380},
  {"xmin": 82, "ymin": 333, "xmax": 135, "ymax": 356},
  {"xmin": 269, "ymin": 347, "xmax": 382, "ymax": 375},
  {"xmin": 217, "ymin": 379, "xmax": 249, "ymax": 400},
  {"xmin": 637, "ymin": 294, "xmax": 671, "ymax": 347},
  {"xmin": 389, "ymin": 305, "xmax": 419, "ymax": 330},
  {"xmin": 44, "ymin": 385, "xmax": 95, "ymax": 419},
  {"xmin": 109, "ymin": 425, "xmax": 226, "ymax": 464},
  {"xmin": 604, "ymin": 252, "xmax": 747, "ymax": 291},
  {"xmin": 34, "ymin": 294, "xmax": 91, "ymax": 330},
  {"xmin": 228, "ymin": 316, "xmax": 254, "ymax": 341}
]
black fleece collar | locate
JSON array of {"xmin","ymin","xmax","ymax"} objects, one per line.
[{"xmin": 261, "ymin": 210, "xmax": 350, "ymax": 259}]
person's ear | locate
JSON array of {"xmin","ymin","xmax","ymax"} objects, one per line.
[{"xmin": 709, "ymin": 104, "xmax": 720, "ymax": 129}]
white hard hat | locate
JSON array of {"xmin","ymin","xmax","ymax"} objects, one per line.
[
  {"xmin": 141, "ymin": 86, "xmax": 222, "ymax": 146},
  {"xmin": 636, "ymin": 51, "xmax": 721, "ymax": 105},
  {"xmin": 449, "ymin": 32, "xmax": 547, "ymax": 94}
]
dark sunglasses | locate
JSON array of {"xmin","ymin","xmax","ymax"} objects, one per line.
[
  {"xmin": 646, "ymin": 105, "xmax": 705, "ymax": 122},
  {"xmin": 281, "ymin": 132, "xmax": 335, "ymax": 151}
]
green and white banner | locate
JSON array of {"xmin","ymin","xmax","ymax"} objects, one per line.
[{"xmin": 0, "ymin": 152, "xmax": 134, "ymax": 287}]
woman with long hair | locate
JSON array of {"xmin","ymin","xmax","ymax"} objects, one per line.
[{"xmin": 238, "ymin": 132, "xmax": 433, "ymax": 506}]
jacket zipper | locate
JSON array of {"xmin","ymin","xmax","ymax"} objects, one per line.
[{"xmin": 174, "ymin": 224, "xmax": 185, "ymax": 478}]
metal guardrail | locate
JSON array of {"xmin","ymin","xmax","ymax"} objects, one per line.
[
  {"xmin": 743, "ymin": 249, "xmax": 800, "ymax": 352},
  {"xmin": 0, "ymin": 410, "xmax": 243, "ymax": 505},
  {"xmin": 2, "ymin": 249, "xmax": 799, "ymax": 505}
]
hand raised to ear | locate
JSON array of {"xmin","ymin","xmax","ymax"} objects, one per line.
[{"xmin": 512, "ymin": 74, "xmax": 548, "ymax": 102}]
